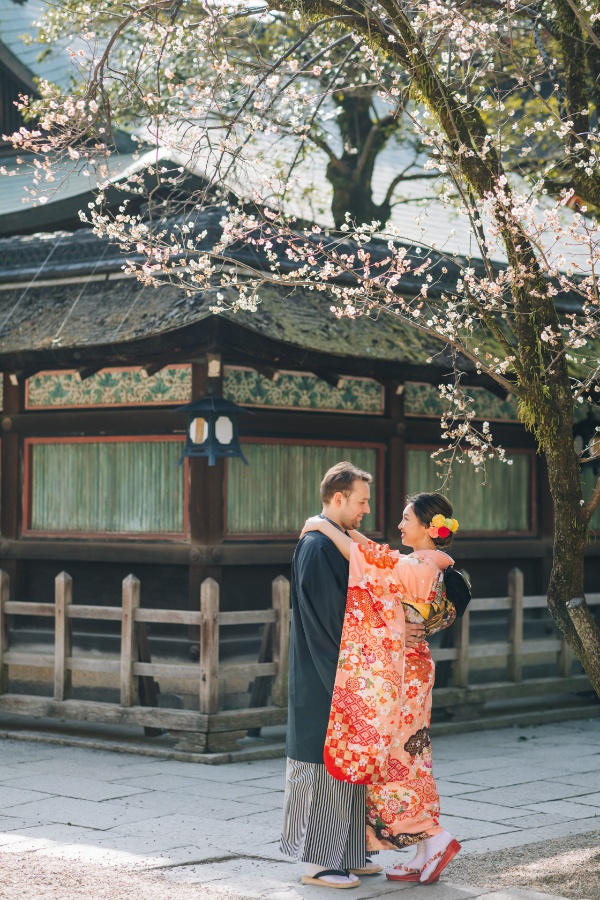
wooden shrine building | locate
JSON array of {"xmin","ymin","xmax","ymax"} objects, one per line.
[{"xmin": 1, "ymin": 222, "xmax": 599, "ymax": 639}]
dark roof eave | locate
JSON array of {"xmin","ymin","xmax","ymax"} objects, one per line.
[{"xmin": 0, "ymin": 309, "xmax": 508, "ymax": 399}]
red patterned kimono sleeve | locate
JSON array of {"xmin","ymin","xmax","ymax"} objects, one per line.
[
  {"xmin": 324, "ymin": 542, "xmax": 444, "ymax": 784},
  {"xmin": 323, "ymin": 541, "xmax": 407, "ymax": 784}
]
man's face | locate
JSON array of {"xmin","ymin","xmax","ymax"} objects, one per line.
[{"xmin": 336, "ymin": 480, "xmax": 371, "ymax": 531}]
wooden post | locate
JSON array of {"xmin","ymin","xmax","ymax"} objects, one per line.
[
  {"xmin": 0, "ymin": 570, "xmax": 9, "ymax": 694},
  {"xmin": 558, "ymin": 635, "xmax": 575, "ymax": 678},
  {"xmin": 200, "ymin": 577, "xmax": 219, "ymax": 714},
  {"xmin": 508, "ymin": 567, "xmax": 524, "ymax": 682},
  {"xmin": 1, "ymin": 376, "xmax": 24, "ymax": 619},
  {"xmin": 188, "ymin": 360, "xmax": 223, "ymax": 645},
  {"xmin": 385, "ymin": 384, "xmax": 405, "ymax": 548},
  {"xmin": 452, "ymin": 608, "xmax": 470, "ymax": 688},
  {"xmin": 54, "ymin": 572, "xmax": 73, "ymax": 701},
  {"xmin": 271, "ymin": 575, "xmax": 291, "ymax": 708},
  {"xmin": 120, "ymin": 575, "xmax": 140, "ymax": 707}
]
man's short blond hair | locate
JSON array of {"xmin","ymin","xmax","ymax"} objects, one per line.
[{"xmin": 320, "ymin": 461, "xmax": 372, "ymax": 505}]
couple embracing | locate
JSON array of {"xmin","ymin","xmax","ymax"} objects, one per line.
[{"xmin": 280, "ymin": 461, "xmax": 471, "ymax": 889}]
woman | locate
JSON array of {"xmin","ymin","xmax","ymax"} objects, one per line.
[{"xmin": 301, "ymin": 491, "xmax": 463, "ymax": 885}]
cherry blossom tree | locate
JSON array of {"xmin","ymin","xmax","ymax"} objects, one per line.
[{"xmin": 5, "ymin": 0, "xmax": 600, "ymax": 693}]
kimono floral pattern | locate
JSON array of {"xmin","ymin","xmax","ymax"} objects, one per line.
[{"xmin": 324, "ymin": 541, "xmax": 453, "ymax": 849}]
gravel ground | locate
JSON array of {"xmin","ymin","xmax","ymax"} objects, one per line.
[
  {"xmin": 451, "ymin": 829, "xmax": 600, "ymax": 900},
  {"xmin": 0, "ymin": 831, "xmax": 598, "ymax": 899}
]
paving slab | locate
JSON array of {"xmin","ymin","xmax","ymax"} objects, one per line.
[
  {"xmin": 437, "ymin": 796, "xmax": 533, "ymax": 823},
  {"xmin": 113, "ymin": 772, "xmax": 270, "ymax": 800},
  {"xmin": 438, "ymin": 814, "xmax": 517, "ymax": 840},
  {"xmin": 462, "ymin": 780, "xmax": 592, "ymax": 807},
  {"xmin": 438, "ymin": 778, "xmax": 489, "ymax": 796},
  {"xmin": 0, "ymin": 721, "xmax": 595, "ymax": 899},
  {"xmin": 443, "ymin": 766, "xmax": 568, "ymax": 788},
  {"xmin": 10, "ymin": 796, "xmax": 153, "ymax": 830},
  {"xmin": 0, "ymin": 784, "xmax": 55, "ymax": 809},
  {"xmin": 521, "ymin": 799, "xmax": 600, "ymax": 819},
  {"xmin": 121, "ymin": 788, "xmax": 274, "ymax": 818},
  {"xmin": 558, "ymin": 771, "xmax": 600, "ymax": 789},
  {"xmin": 6, "ymin": 774, "xmax": 149, "ymax": 802}
]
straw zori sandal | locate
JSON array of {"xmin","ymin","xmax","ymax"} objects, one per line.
[{"xmin": 300, "ymin": 869, "xmax": 362, "ymax": 888}]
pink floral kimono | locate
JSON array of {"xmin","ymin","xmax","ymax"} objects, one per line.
[{"xmin": 324, "ymin": 541, "xmax": 455, "ymax": 850}]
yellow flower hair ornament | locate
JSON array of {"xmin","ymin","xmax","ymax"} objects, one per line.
[{"xmin": 428, "ymin": 515, "xmax": 459, "ymax": 539}]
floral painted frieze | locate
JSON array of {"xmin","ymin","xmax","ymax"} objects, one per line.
[
  {"xmin": 26, "ymin": 366, "xmax": 192, "ymax": 408},
  {"xmin": 224, "ymin": 367, "xmax": 384, "ymax": 414}
]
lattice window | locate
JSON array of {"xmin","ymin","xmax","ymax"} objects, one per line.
[
  {"xmin": 226, "ymin": 441, "xmax": 382, "ymax": 537},
  {"xmin": 406, "ymin": 448, "xmax": 534, "ymax": 533},
  {"xmin": 25, "ymin": 437, "xmax": 187, "ymax": 536}
]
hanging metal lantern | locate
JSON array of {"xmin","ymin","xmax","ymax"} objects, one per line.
[
  {"xmin": 175, "ymin": 396, "xmax": 251, "ymax": 466},
  {"xmin": 573, "ymin": 406, "xmax": 600, "ymax": 476}
]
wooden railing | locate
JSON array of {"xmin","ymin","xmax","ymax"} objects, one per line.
[
  {"xmin": 0, "ymin": 570, "xmax": 291, "ymax": 753},
  {"xmin": 430, "ymin": 568, "xmax": 598, "ymax": 719},
  {"xmin": 0, "ymin": 566, "xmax": 595, "ymax": 751}
]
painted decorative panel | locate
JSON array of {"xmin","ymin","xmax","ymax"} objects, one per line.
[
  {"xmin": 406, "ymin": 449, "xmax": 531, "ymax": 532},
  {"xmin": 26, "ymin": 366, "xmax": 192, "ymax": 409},
  {"xmin": 405, "ymin": 382, "xmax": 520, "ymax": 421},
  {"xmin": 226, "ymin": 443, "xmax": 379, "ymax": 535},
  {"xmin": 224, "ymin": 367, "xmax": 384, "ymax": 414},
  {"xmin": 582, "ymin": 464, "xmax": 600, "ymax": 530},
  {"xmin": 27, "ymin": 439, "xmax": 185, "ymax": 535}
]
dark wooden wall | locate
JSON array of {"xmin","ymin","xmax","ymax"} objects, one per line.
[{"xmin": 2, "ymin": 355, "xmax": 599, "ymax": 631}]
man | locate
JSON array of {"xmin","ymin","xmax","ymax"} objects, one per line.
[
  {"xmin": 280, "ymin": 461, "xmax": 372, "ymax": 888},
  {"xmin": 280, "ymin": 461, "xmax": 470, "ymax": 890}
]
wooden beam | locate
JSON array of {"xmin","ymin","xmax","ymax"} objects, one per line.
[
  {"xmin": 0, "ymin": 570, "xmax": 9, "ymax": 694},
  {"xmin": 75, "ymin": 366, "xmax": 104, "ymax": 382},
  {"xmin": 271, "ymin": 576, "xmax": 290, "ymax": 708},
  {"xmin": 54, "ymin": 572, "xmax": 73, "ymax": 701},
  {"xmin": 5, "ymin": 536, "xmax": 599, "ymax": 567},
  {"xmin": 0, "ymin": 694, "xmax": 210, "ymax": 731},
  {"xmin": 206, "ymin": 352, "xmax": 221, "ymax": 379},
  {"xmin": 242, "ymin": 411, "xmax": 397, "ymax": 441},
  {"xmin": 5, "ymin": 409, "xmax": 187, "ymax": 436},
  {"xmin": 508, "ymin": 568, "xmax": 524, "ymax": 682},
  {"xmin": 200, "ymin": 578, "xmax": 220, "ymax": 715},
  {"xmin": 140, "ymin": 362, "xmax": 165, "ymax": 379},
  {"xmin": 0, "ymin": 539, "xmax": 191, "ymax": 565},
  {"xmin": 120, "ymin": 575, "xmax": 140, "ymax": 707},
  {"xmin": 253, "ymin": 365, "xmax": 279, "ymax": 381},
  {"xmin": 313, "ymin": 370, "xmax": 344, "ymax": 389},
  {"xmin": 1, "ymin": 376, "xmax": 22, "ymax": 540},
  {"xmin": 385, "ymin": 382, "xmax": 405, "ymax": 546}
]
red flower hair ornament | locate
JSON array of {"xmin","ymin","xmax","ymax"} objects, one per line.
[{"xmin": 428, "ymin": 514, "xmax": 459, "ymax": 539}]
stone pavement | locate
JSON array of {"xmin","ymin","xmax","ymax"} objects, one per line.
[{"xmin": 0, "ymin": 718, "xmax": 598, "ymax": 899}]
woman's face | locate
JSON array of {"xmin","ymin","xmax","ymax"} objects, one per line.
[{"xmin": 398, "ymin": 503, "xmax": 430, "ymax": 548}]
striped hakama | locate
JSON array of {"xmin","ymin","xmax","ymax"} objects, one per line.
[{"xmin": 280, "ymin": 758, "xmax": 369, "ymax": 869}]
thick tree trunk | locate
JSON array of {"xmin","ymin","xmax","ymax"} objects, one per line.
[
  {"xmin": 544, "ymin": 435, "xmax": 600, "ymax": 697},
  {"xmin": 326, "ymin": 91, "xmax": 396, "ymax": 228}
]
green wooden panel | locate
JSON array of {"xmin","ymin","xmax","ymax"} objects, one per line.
[
  {"xmin": 406, "ymin": 450, "xmax": 531, "ymax": 532},
  {"xmin": 227, "ymin": 444, "xmax": 378, "ymax": 534},
  {"xmin": 30, "ymin": 440, "xmax": 185, "ymax": 534},
  {"xmin": 224, "ymin": 368, "xmax": 384, "ymax": 413},
  {"xmin": 582, "ymin": 465, "xmax": 600, "ymax": 530},
  {"xmin": 27, "ymin": 366, "xmax": 191, "ymax": 408},
  {"xmin": 405, "ymin": 383, "xmax": 520, "ymax": 421}
]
